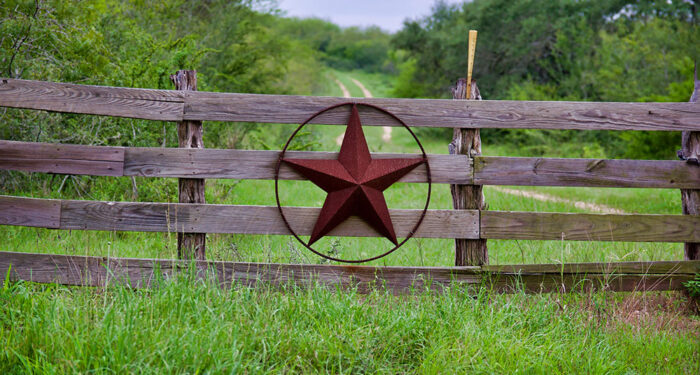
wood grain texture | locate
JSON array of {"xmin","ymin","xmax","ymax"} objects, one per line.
[
  {"xmin": 0, "ymin": 140, "xmax": 124, "ymax": 176},
  {"xmin": 172, "ymin": 70, "xmax": 206, "ymax": 260},
  {"xmin": 0, "ymin": 251, "xmax": 483, "ymax": 293},
  {"xmin": 0, "ymin": 251, "xmax": 691, "ymax": 293},
  {"xmin": 0, "ymin": 78, "xmax": 183, "ymax": 121},
  {"xmin": 1, "ymin": 78, "xmax": 699, "ymax": 131},
  {"xmin": 6, "ymin": 140, "xmax": 698, "ymax": 189},
  {"xmin": 184, "ymin": 90, "xmax": 700, "ymax": 131},
  {"xmin": 52, "ymin": 198, "xmax": 481, "ymax": 239},
  {"xmin": 6, "ymin": 194, "xmax": 700, "ymax": 243},
  {"xmin": 680, "ymin": 74, "xmax": 700, "ymax": 260},
  {"xmin": 481, "ymin": 211, "xmax": 700, "ymax": 242},
  {"xmin": 0, "ymin": 140, "xmax": 470, "ymax": 184},
  {"xmin": 125, "ymin": 148, "xmax": 469, "ymax": 184},
  {"xmin": 0, "ymin": 196, "xmax": 60, "ymax": 228},
  {"xmin": 474, "ymin": 156, "xmax": 700, "ymax": 188},
  {"xmin": 450, "ymin": 78, "xmax": 487, "ymax": 266}
]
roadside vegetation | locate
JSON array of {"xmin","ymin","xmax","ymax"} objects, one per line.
[{"xmin": 1, "ymin": 0, "xmax": 699, "ymax": 373}]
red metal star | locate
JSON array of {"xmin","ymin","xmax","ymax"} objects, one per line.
[{"xmin": 282, "ymin": 104, "xmax": 424, "ymax": 246}]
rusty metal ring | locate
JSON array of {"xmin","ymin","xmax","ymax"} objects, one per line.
[{"xmin": 274, "ymin": 102, "xmax": 432, "ymax": 264}]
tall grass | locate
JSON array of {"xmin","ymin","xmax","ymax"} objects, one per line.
[{"xmin": 1, "ymin": 274, "xmax": 697, "ymax": 374}]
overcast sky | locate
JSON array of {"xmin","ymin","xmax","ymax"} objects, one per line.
[{"xmin": 277, "ymin": 0, "xmax": 465, "ymax": 33}]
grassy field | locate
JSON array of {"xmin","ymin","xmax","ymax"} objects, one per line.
[
  {"xmin": 1, "ymin": 69, "xmax": 698, "ymax": 373},
  {"xmin": 2, "ymin": 277, "xmax": 698, "ymax": 374}
]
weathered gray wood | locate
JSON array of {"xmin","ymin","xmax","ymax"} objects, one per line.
[
  {"xmin": 8, "ymin": 140, "xmax": 699, "ymax": 188},
  {"xmin": 0, "ymin": 140, "xmax": 469, "ymax": 183},
  {"xmin": 0, "ymin": 78, "xmax": 183, "ymax": 121},
  {"xmin": 172, "ymin": 70, "xmax": 206, "ymax": 260},
  {"xmin": 0, "ymin": 251, "xmax": 483, "ymax": 293},
  {"xmin": 2, "ymin": 78, "xmax": 700, "ymax": 131},
  {"xmin": 7, "ymin": 194, "xmax": 700, "ymax": 243},
  {"xmin": 0, "ymin": 196, "xmax": 60, "ymax": 228},
  {"xmin": 474, "ymin": 156, "xmax": 700, "ymax": 188},
  {"xmin": 481, "ymin": 211, "xmax": 700, "ymax": 242},
  {"xmin": 37, "ymin": 197, "xmax": 479, "ymax": 239},
  {"xmin": 680, "ymin": 69, "xmax": 700, "ymax": 260},
  {"xmin": 0, "ymin": 140, "xmax": 124, "ymax": 176},
  {"xmin": 170, "ymin": 70, "xmax": 207, "ymax": 260},
  {"xmin": 0, "ymin": 251, "xmax": 691, "ymax": 293},
  {"xmin": 450, "ymin": 78, "xmax": 487, "ymax": 266},
  {"xmin": 125, "ymin": 148, "xmax": 469, "ymax": 184},
  {"xmin": 184, "ymin": 91, "xmax": 700, "ymax": 131},
  {"xmin": 482, "ymin": 260, "xmax": 700, "ymax": 275}
]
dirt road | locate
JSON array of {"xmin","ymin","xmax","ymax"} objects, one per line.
[{"xmin": 334, "ymin": 76, "xmax": 392, "ymax": 145}]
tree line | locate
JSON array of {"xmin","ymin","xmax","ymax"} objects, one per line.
[{"xmin": 391, "ymin": 0, "xmax": 699, "ymax": 159}]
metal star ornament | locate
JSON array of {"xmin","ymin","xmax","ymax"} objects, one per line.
[
  {"xmin": 283, "ymin": 104, "xmax": 423, "ymax": 245},
  {"xmin": 274, "ymin": 102, "xmax": 431, "ymax": 263}
]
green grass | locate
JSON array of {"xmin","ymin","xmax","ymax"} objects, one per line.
[
  {"xmin": 1, "ymin": 276, "xmax": 698, "ymax": 374},
  {"xmin": 1, "ymin": 70, "xmax": 698, "ymax": 373}
]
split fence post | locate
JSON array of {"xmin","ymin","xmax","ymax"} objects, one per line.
[
  {"xmin": 171, "ymin": 70, "xmax": 206, "ymax": 260},
  {"xmin": 449, "ymin": 78, "xmax": 487, "ymax": 266},
  {"xmin": 680, "ymin": 67, "xmax": 699, "ymax": 260}
]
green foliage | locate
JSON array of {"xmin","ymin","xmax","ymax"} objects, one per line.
[
  {"xmin": 390, "ymin": 57, "xmax": 426, "ymax": 98},
  {"xmin": 391, "ymin": 0, "xmax": 699, "ymax": 158},
  {"xmin": 0, "ymin": 0, "xmax": 335, "ymax": 199},
  {"xmin": 275, "ymin": 17, "xmax": 393, "ymax": 73},
  {"xmin": 684, "ymin": 274, "xmax": 700, "ymax": 300}
]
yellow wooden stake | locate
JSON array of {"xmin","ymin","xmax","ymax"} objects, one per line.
[{"xmin": 466, "ymin": 30, "xmax": 477, "ymax": 99}]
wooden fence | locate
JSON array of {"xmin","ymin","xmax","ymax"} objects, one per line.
[{"xmin": 0, "ymin": 75, "xmax": 699, "ymax": 293}]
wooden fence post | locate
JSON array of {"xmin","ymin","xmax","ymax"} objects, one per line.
[
  {"xmin": 449, "ymin": 78, "xmax": 488, "ymax": 266},
  {"xmin": 171, "ymin": 70, "xmax": 206, "ymax": 260},
  {"xmin": 680, "ymin": 66, "xmax": 700, "ymax": 260}
]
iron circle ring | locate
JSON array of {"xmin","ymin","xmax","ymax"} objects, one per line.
[{"xmin": 274, "ymin": 102, "xmax": 432, "ymax": 264}]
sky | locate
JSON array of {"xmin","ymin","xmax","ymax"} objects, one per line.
[{"xmin": 276, "ymin": 0, "xmax": 465, "ymax": 33}]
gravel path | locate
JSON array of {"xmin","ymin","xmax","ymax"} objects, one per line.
[
  {"xmin": 490, "ymin": 186, "xmax": 626, "ymax": 214},
  {"xmin": 335, "ymin": 76, "xmax": 392, "ymax": 145}
]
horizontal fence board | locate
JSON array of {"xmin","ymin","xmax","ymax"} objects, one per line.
[
  {"xmin": 5, "ymin": 196, "xmax": 700, "ymax": 243},
  {"xmin": 125, "ymin": 148, "xmax": 469, "ymax": 184},
  {"xmin": 0, "ymin": 195, "xmax": 476, "ymax": 238},
  {"xmin": 59, "ymin": 200, "xmax": 479, "ymax": 239},
  {"xmin": 481, "ymin": 260, "xmax": 700, "ymax": 275},
  {"xmin": 0, "ymin": 196, "xmax": 60, "ymax": 228},
  {"xmin": 0, "ymin": 79, "xmax": 184, "ymax": 121},
  {"xmin": 0, "ymin": 252, "xmax": 692, "ymax": 293},
  {"xmin": 0, "ymin": 252, "xmax": 482, "ymax": 293},
  {"xmin": 0, "ymin": 140, "xmax": 124, "ymax": 176},
  {"xmin": 474, "ymin": 156, "xmax": 700, "ymax": 188},
  {"xmin": 1, "ymin": 79, "xmax": 699, "ymax": 131},
  {"xmin": 184, "ymin": 92, "xmax": 700, "ymax": 131},
  {"xmin": 481, "ymin": 211, "xmax": 700, "ymax": 242},
  {"xmin": 0, "ymin": 141, "xmax": 470, "ymax": 184},
  {"xmin": 6, "ymin": 140, "xmax": 699, "ymax": 189}
]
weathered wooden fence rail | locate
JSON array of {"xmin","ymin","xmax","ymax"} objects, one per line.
[
  {"xmin": 4, "ymin": 195, "xmax": 700, "ymax": 242},
  {"xmin": 2, "ymin": 78, "xmax": 699, "ymax": 130},
  {"xmin": 0, "ymin": 77, "xmax": 699, "ymax": 293},
  {"xmin": 3, "ymin": 139, "xmax": 699, "ymax": 188},
  {"xmin": 1, "ymin": 251, "xmax": 696, "ymax": 294}
]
